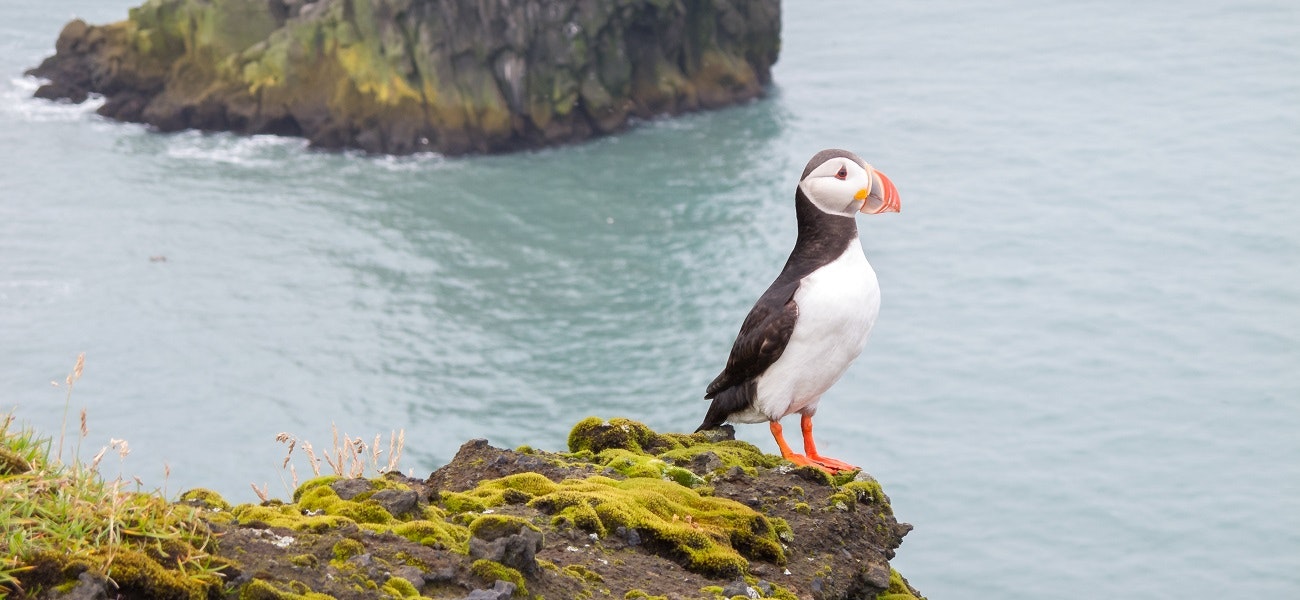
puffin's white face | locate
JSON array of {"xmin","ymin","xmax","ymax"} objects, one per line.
[{"xmin": 798, "ymin": 153, "xmax": 901, "ymax": 217}]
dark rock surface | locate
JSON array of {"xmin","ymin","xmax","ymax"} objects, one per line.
[{"xmin": 26, "ymin": 0, "xmax": 781, "ymax": 155}]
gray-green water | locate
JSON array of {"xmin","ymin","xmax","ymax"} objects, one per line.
[{"xmin": 3, "ymin": 1, "xmax": 1298, "ymax": 597}]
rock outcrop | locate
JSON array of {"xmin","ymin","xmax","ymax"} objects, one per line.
[
  {"xmin": 7, "ymin": 417, "xmax": 925, "ymax": 600},
  {"xmin": 26, "ymin": 0, "xmax": 781, "ymax": 155}
]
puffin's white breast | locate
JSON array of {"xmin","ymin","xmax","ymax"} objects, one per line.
[{"xmin": 744, "ymin": 238, "xmax": 881, "ymax": 422}]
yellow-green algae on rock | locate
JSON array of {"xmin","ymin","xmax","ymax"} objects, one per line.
[{"xmin": 230, "ymin": 475, "xmax": 471, "ymax": 552}]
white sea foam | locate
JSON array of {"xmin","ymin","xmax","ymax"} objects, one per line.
[
  {"xmin": 163, "ymin": 131, "xmax": 310, "ymax": 167},
  {"xmin": 1, "ymin": 75, "xmax": 104, "ymax": 122}
]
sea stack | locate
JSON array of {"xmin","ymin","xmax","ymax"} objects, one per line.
[{"xmin": 26, "ymin": 0, "xmax": 781, "ymax": 155}]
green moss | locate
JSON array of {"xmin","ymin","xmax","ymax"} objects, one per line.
[
  {"xmin": 441, "ymin": 491, "xmax": 489, "ymax": 514},
  {"xmin": 292, "ymin": 476, "xmax": 341, "ymax": 503},
  {"xmin": 794, "ymin": 502, "xmax": 811, "ymax": 515},
  {"xmin": 875, "ymin": 568, "xmax": 923, "ymax": 600},
  {"xmin": 658, "ymin": 440, "xmax": 783, "ymax": 473},
  {"xmin": 567, "ymin": 417, "xmax": 685, "ymax": 454},
  {"xmin": 770, "ymin": 517, "xmax": 794, "ymax": 543},
  {"xmin": 442, "ymin": 472, "xmax": 559, "ymax": 514},
  {"xmin": 827, "ymin": 491, "xmax": 854, "ymax": 511},
  {"xmin": 568, "ymin": 418, "xmax": 782, "ymax": 486},
  {"xmin": 792, "ymin": 466, "xmax": 834, "ymax": 486},
  {"xmin": 525, "ymin": 476, "xmax": 782, "ymax": 577},
  {"xmin": 380, "ymin": 576, "xmax": 420, "ymax": 598},
  {"xmin": 469, "ymin": 514, "xmax": 542, "ymax": 540},
  {"xmin": 289, "ymin": 554, "xmax": 318, "ymax": 568},
  {"xmin": 470, "ymin": 559, "xmax": 526, "ymax": 597},
  {"xmin": 392, "ymin": 519, "xmax": 470, "ymax": 552},
  {"xmin": 663, "ymin": 466, "xmax": 705, "ymax": 488},
  {"xmin": 825, "ymin": 480, "xmax": 892, "ymax": 515},
  {"xmin": 623, "ymin": 591, "xmax": 668, "ymax": 600},
  {"xmin": 766, "ymin": 581, "xmax": 801, "ymax": 600},
  {"xmin": 335, "ymin": 500, "xmax": 395, "ymax": 525},
  {"xmin": 177, "ymin": 487, "xmax": 232, "ymax": 511},
  {"xmin": 239, "ymin": 578, "xmax": 336, "ymax": 600},
  {"xmin": 106, "ymin": 548, "xmax": 216, "ymax": 599},
  {"xmin": 332, "ymin": 539, "xmax": 364, "ymax": 562},
  {"xmin": 842, "ymin": 480, "xmax": 893, "ymax": 515},
  {"xmin": 597, "ymin": 448, "xmax": 669, "ymax": 479},
  {"xmin": 231, "ymin": 503, "xmax": 350, "ymax": 532},
  {"xmin": 562, "ymin": 564, "xmax": 604, "ymax": 583}
]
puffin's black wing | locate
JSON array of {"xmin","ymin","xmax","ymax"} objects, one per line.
[{"xmin": 697, "ymin": 280, "xmax": 800, "ymax": 431}]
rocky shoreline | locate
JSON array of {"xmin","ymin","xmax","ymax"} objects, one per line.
[
  {"xmin": 8, "ymin": 417, "xmax": 924, "ymax": 599},
  {"xmin": 26, "ymin": 0, "xmax": 781, "ymax": 155}
]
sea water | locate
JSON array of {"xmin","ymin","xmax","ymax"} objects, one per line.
[{"xmin": 2, "ymin": 1, "xmax": 1297, "ymax": 597}]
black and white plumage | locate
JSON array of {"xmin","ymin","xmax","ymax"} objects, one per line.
[{"xmin": 697, "ymin": 149, "xmax": 900, "ymax": 473}]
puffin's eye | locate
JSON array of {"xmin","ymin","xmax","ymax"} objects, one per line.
[{"xmin": 835, "ymin": 166, "xmax": 848, "ymax": 180}]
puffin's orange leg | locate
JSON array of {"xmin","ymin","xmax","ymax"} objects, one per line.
[
  {"xmin": 769, "ymin": 421, "xmax": 817, "ymax": 469},
  {"xmin": 801, "ymin": 414, "xmax": 860, "ymax": 474}
]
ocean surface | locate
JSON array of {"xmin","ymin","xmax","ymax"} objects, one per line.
[{"xmin": 2, "ymin": 1, "xmax": 1298, "ymax": 597}]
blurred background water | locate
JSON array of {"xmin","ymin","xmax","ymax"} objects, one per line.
[{"xmin": 2, "ymin": 1, "xmax": 1298, "ymax": 597}]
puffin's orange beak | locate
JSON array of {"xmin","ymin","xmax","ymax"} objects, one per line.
[{"xmin": 859, "ymin": 169, "xmax": 901, "ymax": 214}]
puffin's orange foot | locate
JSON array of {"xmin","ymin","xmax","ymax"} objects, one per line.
[
  {"xmin": 780, "ymin": 453, "xmax": 818, "ymax": 469},
  {"xmin": 779, "ymin": 452, "xmax": 858, "ymax": 475},
  {"xmin": 807, "ymin": 454, "xmax": 860, "ymax": 474}
]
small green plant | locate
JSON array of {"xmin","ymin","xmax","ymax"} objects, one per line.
[{"xmin": 1, "ymin": 354, "xmax": 226, "ymax": 597}]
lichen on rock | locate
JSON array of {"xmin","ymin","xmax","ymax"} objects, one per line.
[{"xmin": 26, "ymin": 0, "xmax": 782, "ymax": 155}]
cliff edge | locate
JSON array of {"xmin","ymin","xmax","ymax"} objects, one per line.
[
  {"xmin": 4, "ymin": 417, "xmax": 924, "ymax": 600},
  {"xmin": 25, "ymin": 0, "xmax": 781, "ymax": 155}
]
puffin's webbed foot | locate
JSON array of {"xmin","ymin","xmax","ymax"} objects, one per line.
[
  {"xmin": 806, "ymin": 454, "xmax": 860, "ymax": 474},
  {"xmin": 799, "ymin": 414, "xmax": 861, "ymax": 475}
]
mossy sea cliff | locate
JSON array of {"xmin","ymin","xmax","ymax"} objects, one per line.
[
  {"xmin": 26, "ymin": 0, "xmax": 780, "ymax": 154},
  {"xmin": 2, "ymin": 417, "xmax": 924, "ymax": 599}
]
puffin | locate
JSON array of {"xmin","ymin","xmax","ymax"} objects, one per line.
[{"xmin": 696, "ymin": 149, "xmax": 900, "ymax": 474}]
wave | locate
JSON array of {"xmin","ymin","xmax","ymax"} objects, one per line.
[{"xmin": 1, "ymin": 75, "xmax": 104, "ymax": 122}]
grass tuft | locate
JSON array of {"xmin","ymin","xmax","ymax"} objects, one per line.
[{"xmin": 1, "ymin": 355, "xmax": 226, "ymax": 597}]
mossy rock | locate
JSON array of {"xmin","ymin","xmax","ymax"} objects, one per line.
[
  {"xmin": 470, "ymin": 559, "xmax": 527, "ymax": 598},
  {"xmin": 292, "ymin": 475, "xmax": 342, "ymax": 503},
  {"xmin": 827, "ymin": 479, "xmax": 893, "ymax": 515},
  {"xmin": 332, "ymin": 538, "xmax": 365, "ymax": 562},
  {"xmin": 568, "ymin": 417, "xmax": 686, "ymax": 455},
  {"xmin": 875, "ymin": 569, "xmax": 924, "ymax": 600},
  {"xmin": 572, "ymin": 417, "xmax": 782, "ymax": 478},
  {"xmin": 106, "ymin": 547, "xmax": 222, "ymax": 599},
  {"xmin": 380, "ymin": 575, "xmax": 421, "ymax": 598},
  {"xmin": 469, "ymin": 514, "xmax": 542, "ymax": 541},
  {"xmin": 177, "ymin": 487, "xmax": 232, "ymax": 511},
  {"xmin": 391, "ymin": 519, "xmax": 470, "ymax": 553},
  {"xmin": 239, "ymin": 578, "xmax": 335, "ymax": 600},
  {"xmin": 527, "ymin": 475, "xmax": 783, "ymax": 577}
]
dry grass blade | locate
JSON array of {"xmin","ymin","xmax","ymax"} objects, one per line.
[
  {"xmin": 56, "ymin": 352, "xmax": 86, "ymax": 464},
  {"xmin": 271, "ymin": 427, "xmax": 407, "ymax": 495},
  {"xmin": 251, "ymin": 483, "xmax": 269, "ymax": 503}
]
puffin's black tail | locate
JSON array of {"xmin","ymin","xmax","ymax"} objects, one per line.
[{"xmin": 696, "ymin": 382, "xmax": 756, "ymax": 432}]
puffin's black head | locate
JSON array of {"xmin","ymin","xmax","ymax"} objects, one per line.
[{"xmin": 798, "ymin": 149, "xmax": 901, "ymax": 217}]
